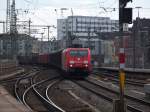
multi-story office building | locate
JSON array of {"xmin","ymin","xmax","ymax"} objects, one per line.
[{"xmin": 57, "ymin": 16, "xmax": 119, "ymax": 40}]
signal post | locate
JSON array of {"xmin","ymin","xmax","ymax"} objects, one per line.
[{"xmin": 113, "ymin": 0, "xmax": 132, "ymax": 112}]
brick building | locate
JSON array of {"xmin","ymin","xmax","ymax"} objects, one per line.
[{"xmin": 132, "ymin": 18, "xmax": 150, "ymax": 68}]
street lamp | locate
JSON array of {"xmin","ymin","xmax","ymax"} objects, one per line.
[{"xmin": 135, "ymin": 7, "xmax": 142, "ymax": 18}]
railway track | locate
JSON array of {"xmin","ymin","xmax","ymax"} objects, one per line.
[
  {"xmin": 15, "ymin": 67, "xmax": 64, "ymax": 112},
  {"xmin": 33, "ymin": 76, "xmax": 64, "ymax": 112},
  {"xmin": 93, "ymin": 71, "xmax": 146, "ymax": 87},
  {"xmin": 0, "ymin": 69, "xmax": 25, "ymax": 84},
  {"xmin": 0, "ymin": 66, "xmax": 40, "ymax": 84},
  {"xmin": 94, "ymin": 67, "xmax": 150, "ymax": 81},
  {"xmin": 46, "ymin": 78, "xmax": 96, "ymax": 112},
  {"xmin": 8, "ymin": 66, "xmax": 149, "ymax": 112},
  {"xmin": 72, "ymin": 79, "xmax": 150, "ymax": 112},
  {"xmin": 15, "ymin": 69, "xmax": 40, "ymax": 106},
  {"xmin": 46, "ymin": 79, "xmax": 66, "ymax": 111}
]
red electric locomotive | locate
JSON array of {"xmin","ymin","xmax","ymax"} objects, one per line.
[
  {"xmin": 48, "ymin": 48, "xmax": 91, "ymax": 77},
  {"xmin": 61, "ymin": 48, "xmax": 91, "ymax": 76}
]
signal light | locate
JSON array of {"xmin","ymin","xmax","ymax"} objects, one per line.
[
  {"xmin": 122, "ymin": 8, "xmax": 132, "ymax": 24},
  {"xmin": 120, "ymin": 0, "xmax": 133, "ymax": 24},
  {"xmin": 121, "ymin": 0, "xmax": 132, "ymax": 7},
  {"xmin": 85, "ymin": 64, "xmax": 88, "ymax": 67}
]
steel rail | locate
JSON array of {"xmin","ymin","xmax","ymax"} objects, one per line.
[
  {"xmin": 93, "ymin": 71, "xmax": 145, "ymax": 86},
  {"xmin": 14, "ymin": 70, "xmax": 39, "ymax": 111},
  {"xmin": 32, "ymin": 77, "xmax": 64, "ymax": 112},
  {"xmin": 72, "ymin": 80, "xmax": 148, "ymax": 112},
  {"xmin": 86, "ymin": 79, "xmax": 150, "ymax": 106},
  {"xmin": 46, "ymin": 80, "xmax": 66, "ymax": 112}
]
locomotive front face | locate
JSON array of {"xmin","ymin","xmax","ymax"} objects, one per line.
[{"xmin": 66, "ymin": 48, "xmax": 91, "ymax": 73}]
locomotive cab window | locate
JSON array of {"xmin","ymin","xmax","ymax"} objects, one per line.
[{"xmin": 70, "ymin": 50, "xmax": 88, "ymax": 57}]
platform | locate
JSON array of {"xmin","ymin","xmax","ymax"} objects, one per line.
[{"xmin": 0, "ymin": 86, "xmax": 29, "ymax": 112}]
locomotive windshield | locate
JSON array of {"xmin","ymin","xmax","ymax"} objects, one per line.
[{"xmin": 70, "ymin": 50, "xmax": 88, "ymax": 57}]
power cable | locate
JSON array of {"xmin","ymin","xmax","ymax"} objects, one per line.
[
  {"xmin": 23, "ymin": 0, "xmax": 33, "ymax": 4},
  {"xmin": 33, "ymin": 13, "xmax": 50, "ymax": 24}
]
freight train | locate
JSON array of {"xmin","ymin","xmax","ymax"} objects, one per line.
[{"xmin": 18, "ymin": 48, "xmax": 92, "ymax": 77}]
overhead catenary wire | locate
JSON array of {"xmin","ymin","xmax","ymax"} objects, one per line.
[
  {"xmin": 23, "ymin": 0, "xmax": 33, "ymax": 4},
  {"xmin": 1, "ymin": 6, "xmax": 150, "ymax": 12}
]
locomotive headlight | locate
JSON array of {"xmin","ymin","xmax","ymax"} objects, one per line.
[
  {"xmin": 85, "ymin": 64, "xmax": 88, "ymax": 67},
  {"xmin": 84, "ymin": 61, "xmax": 88, "ymax": 64},
  {"xmin": 70, "ymin": 64, "xmax": 73, "ymax": 67},
  {"xmin": 69, "ymin": 61, "xmax": 75, "ymax": 64}
]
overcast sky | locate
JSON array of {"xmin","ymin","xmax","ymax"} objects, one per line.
[{"xmin": 0, "ymin": 0, "xmax": 150, "ymax": 37}]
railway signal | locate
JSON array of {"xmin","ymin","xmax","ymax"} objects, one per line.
[{"xmin": 116, "ymin": 0, "xmax": 132, "ymax": 112}]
